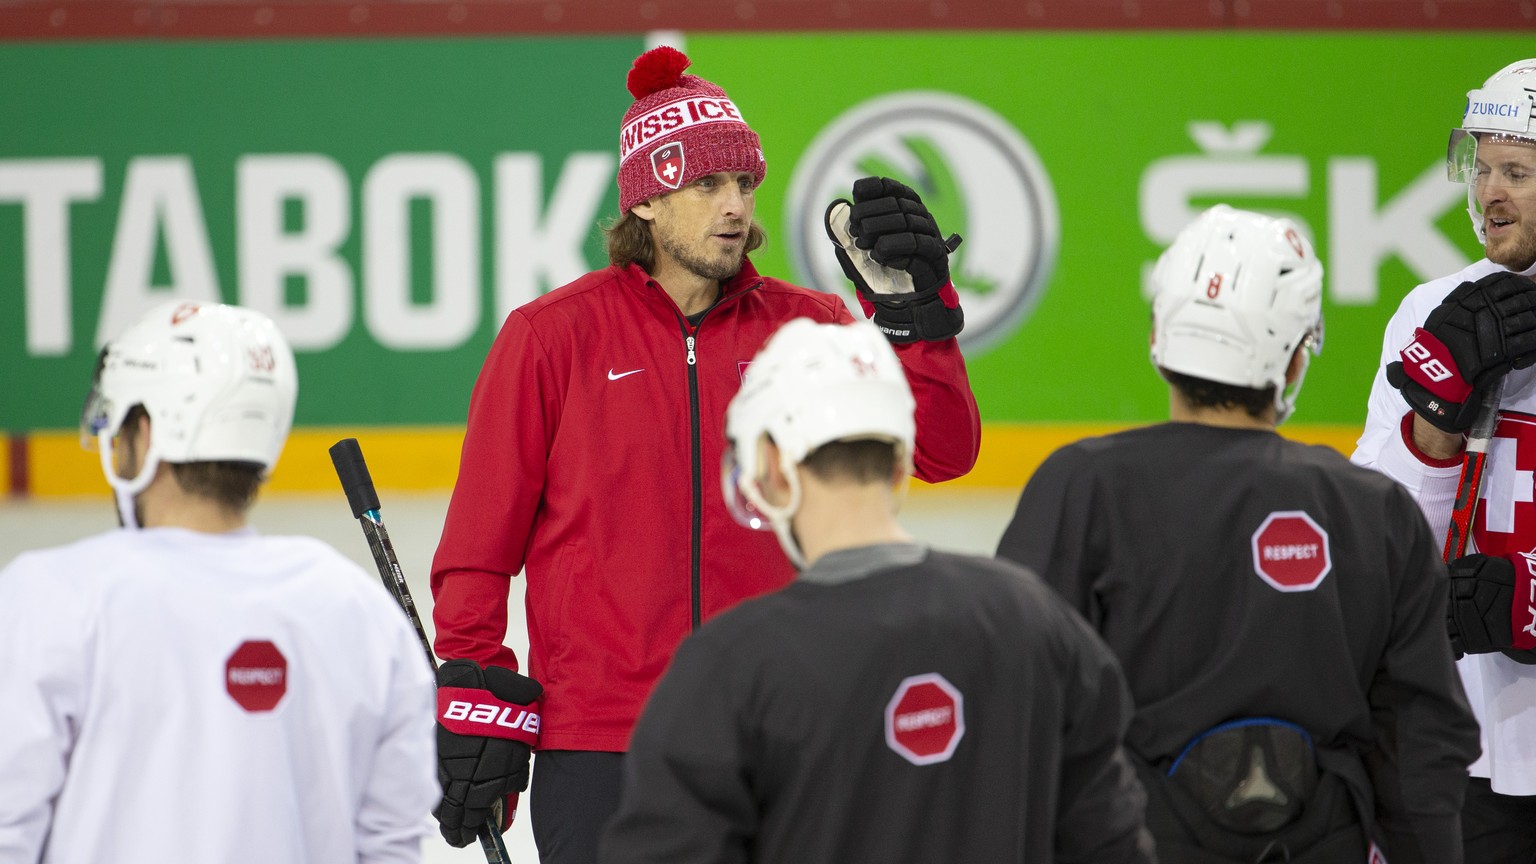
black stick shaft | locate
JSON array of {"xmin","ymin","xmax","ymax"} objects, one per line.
[
  {"xmin": 360, "ymin": 516, "xmax": 436, "ymax": 670},
  {"xmin": 329, "ymin": 437, "xmax": 511, "ymax": 864}
]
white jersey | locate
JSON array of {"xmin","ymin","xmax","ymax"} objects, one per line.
[
  {"xmin": 1353, "ymin": 256, "xmax": 1536, "ymax": 795},
  {"xmin": 0, "ymin": 527, "xmax": 439, "ymax": 864}
]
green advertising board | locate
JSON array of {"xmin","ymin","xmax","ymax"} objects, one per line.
[
  {"xmin": 2, "ymin": 33, "xmax": 1530, "ymax": 436},
  {"xmin": 0, "ymin": 36, "xmax": 639, "ymax": 430}
]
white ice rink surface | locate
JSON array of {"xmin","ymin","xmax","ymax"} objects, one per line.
[{"xmin": 0, "ymin": 485, "xmax": 1019, "ymax": 863}]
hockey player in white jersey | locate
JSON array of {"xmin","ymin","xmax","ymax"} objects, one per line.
[
  {"xmin": 0, "ymin": 301, "xmax": 439, "ymax": 864},
  {"xmin": 1354, "ymin": 58, "xmax": 1536, "ymax": 862}
]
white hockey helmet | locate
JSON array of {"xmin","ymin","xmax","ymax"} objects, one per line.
[
  {"xmin": 1150, "ymin": 204, "xmax": 1324, "ymax": 424},
  {"xmin": 1447, "ymin": 59, "xmax": 1536, "ymax": 240},
  {"xmin": 722, "ymin": 318, "xmax": 915, "ymax": 568},
  {"xmin": 81, "ymin": 301, "xmax": 297, "ymax": 527}
]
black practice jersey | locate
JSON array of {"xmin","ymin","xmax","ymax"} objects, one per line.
[
  {"xmin": 601, "ymin": 544, "xmax": 1156, "ymax": 864},
  {"xmin": 996, "ymin": 422, "xmax": 1479, "ymax": 861}
]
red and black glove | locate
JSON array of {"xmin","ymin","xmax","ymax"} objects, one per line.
[
  {"xmin": 1447, "ymin": 553, "xmax": 1536, "ymax": 664},
  {"xmin": 1386, "ymin": 272, "xmax": 1536, "ymax": 433},
  {"xmin": 824, "ymin": 176, "xmax": 964, "ymax": 344},
  {"xmin": 433, "ymin": 659, "xmax": 543, "ymax": 847}
]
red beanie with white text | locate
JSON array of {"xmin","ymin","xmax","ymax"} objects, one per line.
[{"xmin": 617, "ymin": 46, "xmax": 766, "ymax": 214}]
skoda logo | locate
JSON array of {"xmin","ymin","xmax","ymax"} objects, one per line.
[{"xmin": 785, "ymin": 91, "xmax": 1059, "ymax": 354}]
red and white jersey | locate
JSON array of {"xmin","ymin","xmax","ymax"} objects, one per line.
[
  {"xmin": 0, "ymin": 527, "xmax": 438, "ymax": 864},
  {"xmin": 1354, "ymin": 256, "xmax": 1536, "ymax": 795}
]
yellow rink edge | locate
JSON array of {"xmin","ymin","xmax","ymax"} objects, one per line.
[{"xmin": 7, "ymin": 423, "xmax": 1365, "ymax": 498}]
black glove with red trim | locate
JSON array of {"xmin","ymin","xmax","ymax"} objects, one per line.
[
  {"xmin": 1386, "ymin": 272, "xmax": 1536, "ymax": 433},
  {"xmin": 825, "ymin": 176, "xmax": 964, "ymax": 344},
  {"xmin": 1447, "ymin": 553, "xmax": 1536, "ymax": 665},
  {"xmin": 1448, "ymin": 553, "xmax": 1517, "ymax": 658},
  {"xmin": 433, "ymin": 659, "xmax": 543, "ymax": 847}
]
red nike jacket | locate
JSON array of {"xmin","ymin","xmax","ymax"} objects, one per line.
[{"xmin": 430, "ymin": 260, "xmax": 980, "ymax": 751}]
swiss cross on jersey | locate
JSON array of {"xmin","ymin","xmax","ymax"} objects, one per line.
[
  {"xmin": 1473, "ymin": 412, "xmax": 1536, "ymax": 649},
  {"xmin": 885, "ymin": 673, "xmax": 965, "ymax": 766},
  {"xmin": 1250, "ymin": 511, "xmax": 1332, "ymax": 592},
  {"xmin": 651, "ymin": 143, "xmax": 686, "ymax": 190},
  {"xmin": 1472, "ymin": 412, "xmax": 1536, "ymax": 559}
]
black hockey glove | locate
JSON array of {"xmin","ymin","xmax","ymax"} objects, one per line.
[
  {"xmin": 1448, "ymin": 554, "xmax": 1516, "ymax": 658},
  {"xmin": 1386, "ymin": 272, "xmax": 1536, "ymax": 433},
  {"xmin": 433, "ymin": 659, "xmax": 543, "ymax": 848},
  {"xmin": 824, "ymin": 176, "xmax": 964, "ymax": 344}
]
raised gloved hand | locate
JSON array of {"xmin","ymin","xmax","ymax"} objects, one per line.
[
  {"xmin": 824, "ymin": 176, "xmax": 964, "ymax": 344},
  {"xmin": 433, "ymin": 659, "xmax": 543, "ymax": 847},
  {"xmin": 1386, "ymin": 272, "xmax": 1536, "ymax": 432}
]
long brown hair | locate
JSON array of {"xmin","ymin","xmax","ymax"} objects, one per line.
[{"xmin": 603, "ymin": 210, "xmax": 767, "ymax": 270}]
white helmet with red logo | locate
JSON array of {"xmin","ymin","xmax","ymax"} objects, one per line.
[
  {"xmin": 81, "ymin": 301, "xmax": 298, "ymax": 526},
  {"xmin": 722, "ymin": 318, "xmax": 914, "ymax": 567},
  {"xmin": 1447, "ymin": 59, "xmax": 1536, "ymax": 240},
  {"xmin": 1150, "ymin": 204, "xmax": 1324, "ymax": 424}
]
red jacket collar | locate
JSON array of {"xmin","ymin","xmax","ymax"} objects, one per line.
[{"xmin": 619, "ymin": 258, "xmax": 764, "ymax": 302}]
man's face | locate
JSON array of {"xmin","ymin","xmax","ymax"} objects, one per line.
[
  {"xmin": 642, "ymin": 172, "xmax": 757, "ymax": 282},
  {"xmin": 1475, "ymin": 138, "xmax": 1536, "ymax": 270}
]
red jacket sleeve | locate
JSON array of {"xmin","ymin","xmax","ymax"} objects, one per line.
[
  {"xmin": 827, "ymin": 301, "xmax": 980, "ymax": 483},
  {"xmin": 894, "ymin": 339, "xmax": 980, "ymax": 483},
  {"xmin": 429, "ymin": 311, "xmax": 558, "ymax": 671}
]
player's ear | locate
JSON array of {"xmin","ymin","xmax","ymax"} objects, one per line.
[
  {"xmin": 631, "ymin": 199, "xmax": 657, "ymax": 223},
  {"xmin": 760, "ymin": 439, "xmax": 792, "ymax": 502}
]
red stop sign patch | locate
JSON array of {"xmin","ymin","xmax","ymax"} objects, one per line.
[
  {"xmin": 885, "ymin": 673, "xmax": 964, "ymax": 766},
  {"xmin": 1251, "ymin": 511, "xmax": 1332, "ymax": 592},
  {"xmin": 226, "ymin": 640, "xmax": 287, "ymax": 712}
]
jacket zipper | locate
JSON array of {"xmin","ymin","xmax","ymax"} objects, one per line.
[
  {"xmin": 677, "ymin": 281, "xmax": 761, "ymax": 631},
  {"xmin": 685, "ymin": 330, "xmax": 702, "ymax": 629}
]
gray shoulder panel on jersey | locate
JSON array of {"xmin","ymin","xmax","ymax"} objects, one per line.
[{"xmin": 799, "ymin": 543, "xmax": 927, "ymax": 586}]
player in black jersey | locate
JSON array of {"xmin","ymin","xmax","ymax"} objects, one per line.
[
  {"xmin": 997, "ymin": 205, "xmax": 1479, "ymax": 864},
  {"xmin": 600, "ymin": 318, "xmax": 1155, "ymax": 864}
]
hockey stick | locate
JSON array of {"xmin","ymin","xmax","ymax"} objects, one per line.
[
  {"xmin": 1443, "ymin": 380, "xmax": 1506, "ymax": 562},
  {"xmin": 329, "ymin": 437, "xmax": 512, "ymax": 864}
]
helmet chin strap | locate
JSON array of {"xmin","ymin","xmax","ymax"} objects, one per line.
[
  {"xmin": 1468, "ymin": 182, "xmax": 1487, "ymax": 245},
  {"xmin": 1274, "ymin": 352, "xmax": 1308, "ymax": 425},
  {"xmin": 740, "ymin": 445, "xmax": 808, "ymax": 569},
  {"xmin": 98, "ymin": 429, "xmax": 160, "ymax": 530}
]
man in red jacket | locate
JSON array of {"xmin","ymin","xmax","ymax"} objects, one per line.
[{"xmin": 428, "ymin": 46, "xmax": 980, "ymax": 864}]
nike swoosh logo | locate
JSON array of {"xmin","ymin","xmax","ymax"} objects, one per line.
[{"xmin": 607, "ymin": 368, "xmax": 645, "ymax": 381}]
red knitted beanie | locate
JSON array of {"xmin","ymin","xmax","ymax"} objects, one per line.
[{"xmin": 617, "ymin": 46, "xmax": 766, "ymax": 213}]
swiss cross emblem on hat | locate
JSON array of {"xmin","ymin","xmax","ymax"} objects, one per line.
[
  {"xmin": 226, "ymin": 639, "xmax": 288, "ymax": 712},
  {"xmin": 1250, "ymin": 510, "xmax": 1332, "ymax": 592},
  {"xmin": 651, "ymin": 142, "xmax": 686, "ymax": 190},
  {"xmin": 885, "ymin": 673, "xmax": 965, "ymax": 765}
]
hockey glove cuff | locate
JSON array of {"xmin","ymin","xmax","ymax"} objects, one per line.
[
  {"xmin": 1386, "ymin": 333, "xmax": 1480, "ymax": 434},
  {"xmin": 1390, "ymin": 272, "xmax": 1536, "ymax": 432},
  {"xmin": 433, "ymin": 659, "xmax": 543, "ymax": 848}
]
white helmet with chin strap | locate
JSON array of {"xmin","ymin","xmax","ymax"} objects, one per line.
[
  {"xmin": 81, "ymin": 300, "xmax": 298, "ymax": 528},
  {"xmin": 1447, "ymin": 58, "xmax": 1536, "ymax": 241},
  {"xmin": 1150, "ymin": 204, "xmax": 1324, "ymax": 424},
  {"xmin": 722, "ymin": 318, "xmax": 915, "ymax": 568}
]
